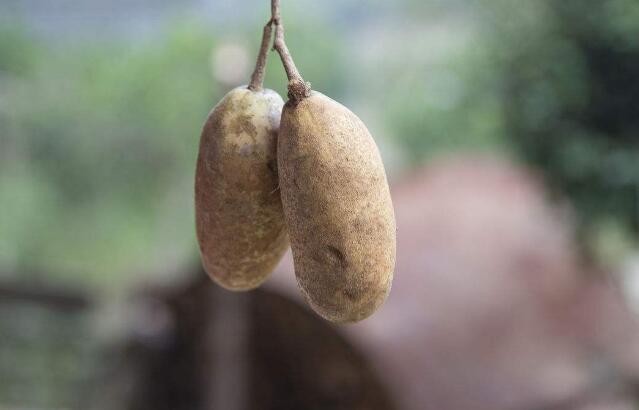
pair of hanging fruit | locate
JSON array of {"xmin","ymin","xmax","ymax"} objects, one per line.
[{"xmin": 195, "ymin": 0, "xmax": 395, "ymax": 323}]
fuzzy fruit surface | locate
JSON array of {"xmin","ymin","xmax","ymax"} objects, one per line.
[
  {"xmin": 278, "ymin": 91, "xmax": 396, "ymax": 323},
  {"xmin": 195, "ymin": 86, "xmax": 288, "ymax": 290}
]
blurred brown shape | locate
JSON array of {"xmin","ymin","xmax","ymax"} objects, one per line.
[
  {"xmin": 345, "ymin": 155, "xmax": 639, "ymax": 410},
  {"xmin": 98, "ymin": 273, "xmax": 395, "ymax": 410},
  {"xmin": 100, "ymin": 155, "xmax": 639, "ymax": 410}
]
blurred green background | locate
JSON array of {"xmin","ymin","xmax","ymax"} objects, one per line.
[
  {"xmin": 2, "ymin": 0, "xmax": 637, "ymax": 288},
  {"xmin": 0, "ymin": 0, "xmax": 638, "ymax": 408}
]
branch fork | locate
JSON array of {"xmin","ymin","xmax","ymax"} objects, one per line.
[{"xmin": 248, "ymin": 0, "xmax": 311, "ymax": 102}]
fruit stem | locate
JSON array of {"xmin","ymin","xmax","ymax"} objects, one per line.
[
  {"xmin": 248, "ymin": 19, "xmax": 274, "ymax": 91},
  {"xmin": 271, "ymin": 0, "xmax": 311, "ymax": 102}
]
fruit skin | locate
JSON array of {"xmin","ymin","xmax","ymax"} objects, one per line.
[
  {"xmin": 278, "ymin": 91, "xmax": 396, "ymax": 323},
  {"xmin": 195, "ymin": 86, "xmax": 288, "ymax": 291}
]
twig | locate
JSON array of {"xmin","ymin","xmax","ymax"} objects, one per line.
[
  {"xmin": 248, "ymin": 20, "xmax": 274, "ymax": 91},
  {"xmin": 270, "ymin": 0, "xmax": 311, "ymax": 102}
]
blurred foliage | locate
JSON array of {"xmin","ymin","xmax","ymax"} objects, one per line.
[
  {"xmin": 0, "ymin": 20, "xmax": 217, "ymax": 285},
  {"xmin": 0, "ymin": 0, "xmax": 638, "ymax": 287},
  {"xmin": 0, "ymin": 13, "xmax": 349, "ymax": 288},
  {"xmin": 478, "ymin": 0, "xmax": 639, "ymax": 246}
]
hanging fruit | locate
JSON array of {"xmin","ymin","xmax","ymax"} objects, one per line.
[
  {"xmin": 195, "ymin": 21, "xmax": 288, "ymax": 291},
  {"xmin": 195, "ymin": 0, "xmax": 396, "ymax": 323}
]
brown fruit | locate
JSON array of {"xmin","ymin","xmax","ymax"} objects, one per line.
[
  {"xmin": 278, "ymin": 91, "xmax": 396, "ymax": 323},
  {"xmin": 195, "ymin": 86, "xmax": 288, "ymax": 291}
]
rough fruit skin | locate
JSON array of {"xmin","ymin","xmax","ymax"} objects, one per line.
[
  {"xmin": 278, "ymin": 91, "xmax": 396, "ymax": 323},
  {"xmin": 195, "ymin": 86, "xmax": 288, "ymax": 291}
]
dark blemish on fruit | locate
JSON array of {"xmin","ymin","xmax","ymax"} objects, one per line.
[
  {"xmin": 230, "ymin": 114, "xmax": 258, "ymax": 138},
  {"xmin": 326, "ymin": 245, "xmax": 347, "ymax": 268},
  {"xmin": 342, "ymin": 287, "xmax": 360, "ymax": 302}
]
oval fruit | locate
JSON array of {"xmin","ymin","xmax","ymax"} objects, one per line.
[
  {"xmin": 278, "ymin": 91, "xmax": 396, "ymax": 322},
  {"xmin": 195, "ymin": 86, "xmax": 288, "ymax": 290}
]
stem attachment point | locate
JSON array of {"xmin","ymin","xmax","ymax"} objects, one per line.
[{"xmin": 270, "ymin": 0, "xmax": 311, "ymax": 102}]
